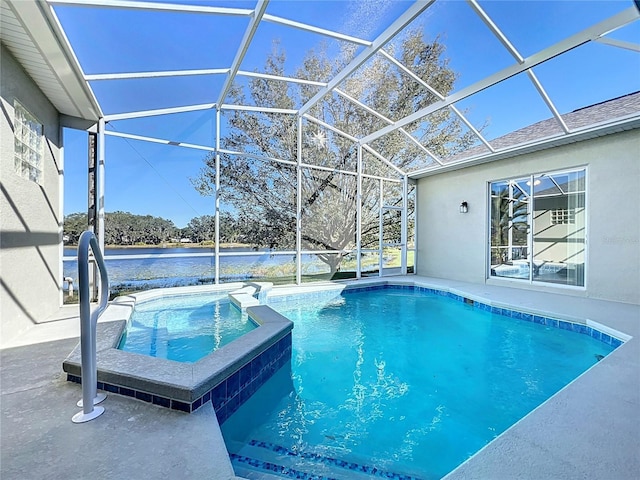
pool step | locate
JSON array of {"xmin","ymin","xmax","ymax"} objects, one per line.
[
  {"xmin": 229, "ymin": 285, "xmax": 260, "ymax": 310},
  {"xmin": 229, "ymin": 439, "xmax": 421, "ymax": 480},
  {"xmin": 229, "ymin": 282, "xmax": 273, "ymax": 310}
]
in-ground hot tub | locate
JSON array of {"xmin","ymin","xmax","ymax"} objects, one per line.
[
  {"xmin": 63, "ymin": 284, "xmax": 293, "ymax": 419},
  {"xmin": 117, "ymin": 291, "xmax": 259, "ymax": 363}
]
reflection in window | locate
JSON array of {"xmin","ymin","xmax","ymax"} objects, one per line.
[
  {"xmin": 489, "ymin": 168, "xmax": 586, "ymax": 287},
  {"xmin": 551, "ymin": 208, "xmax": 576, "ymax": 225},
  {"xmin": 490, "ymin": 179, "xmax": 530, "ymax": 279}
]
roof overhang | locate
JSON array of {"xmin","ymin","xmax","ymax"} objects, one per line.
[
  {"xmin": 1, "ymin": 0, "xmax": 101, "ymax": 123},
  {"xmin": 409, "ymin": 115, "xmax": 640, "ymax": 179}
]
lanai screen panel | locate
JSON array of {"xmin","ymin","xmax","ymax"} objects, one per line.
[
  {"xmin": 407, "ymin": 183, "xmax": 416, "ymax": 267},
  {"xmin": 226, "ymin": 75, "xmax": 324, "ymax": 111},
  {"xmin": 300, "ymin": 169, "xmax": 357, "ymax": 252},
  {"xmin": 39, "ymin": 0, "xmax": 639, "ymax": 286},
  {"xmin": 90, "ymin": 76, "xmax": 225, "ymax": 115},
  {"xmin": 53, "ymin": 5, "xmax": 248, "ymax": 72},
  {"xmin": 234, "ymin": 17, "xmax": 360, "ymax": 85},
  {"xmin": 99, "ymin": 137, "xmax": 214, "ymax": 230},
  {"xmin": 107, "ymin": 110, "xmax": 217, "ymax": 148},
  {"xmin": 221, "ymin": 109, "xmax": 297, "ymax": 161},
  {"xmin": 533, "ymin": 41, "xmax": 640, "ymax": 114},
  {"xmin": 219, "ymin": 152, "xmax": 297, "ymax": 252},
  {"xmin": 368, "ymin": 127, "xmax": 439, "ymax": 172},
  {"xmin": 361, "ymin": 175, "xmax": 381, "ymax": 250},
  {"xmin": 360, "ymin": 149, "xmax": 403, "ymax": 179},
  {"xmin": 453, "ymin": 72, "xmax": 557, "ymax": 145},
  {"xmin": 301, "ymin": 119, "xmax": 357, "ymax": 172}
]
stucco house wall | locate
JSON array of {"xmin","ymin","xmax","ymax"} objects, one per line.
[
  {"xmin": 415, "ymin": 129, "xmax": 640, "ymax": 305},
  {"xmin": 1, "ymin": 45, "xmax": 63, "ymax": 344}
]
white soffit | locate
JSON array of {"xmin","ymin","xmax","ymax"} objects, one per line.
[{"xmin": 1, "ymin": 0, "xmax": 101, "ymax": 121}]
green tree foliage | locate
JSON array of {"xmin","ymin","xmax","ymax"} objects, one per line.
[
  {"xmin": 64, "ymin": 211, "xmax": 248, "ymax": 246},
  {"xmin": 191, "ymin": 31, "xmax": 481, "ymax": 273},
  {"xmin": 64, "ymin": 211, "xmax": 178, "ymax": 246},
  {"xmin": 63, "ymin": 212, "xmax": 88, "ymax": 244},
  {"xmin": 106, "ymin": 211, "xmax": 177, "ymax": 245},
  {"xmin": 187, "ymin": 215, "xmax": 216, "ymax": 243}
]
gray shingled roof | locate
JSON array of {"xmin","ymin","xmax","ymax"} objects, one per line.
[{"xmin": 441, "ymin": 90, "xmax": 640, "ymax": 165}]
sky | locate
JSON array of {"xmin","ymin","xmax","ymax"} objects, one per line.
[{"xmin": 59, "ymin": 0, "xmax": 640, "ymax": 228}]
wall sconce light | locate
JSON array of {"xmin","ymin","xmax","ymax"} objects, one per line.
[{"xmin": 460, "ymin": 201, "xmax": 468, "ymax": 214}]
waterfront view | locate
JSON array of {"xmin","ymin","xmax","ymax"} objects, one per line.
[{"xmin": 62, "ymin": 246, "xmax": 410, "ymax": 297}]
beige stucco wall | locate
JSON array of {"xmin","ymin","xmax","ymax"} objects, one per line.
[
  {"xmin": 415, "ymin": 129, "xmax": 640, "ymax": 305},
  {"xmin": 1, "ymin": 45, "xmax": 63, "ymax": 344}
]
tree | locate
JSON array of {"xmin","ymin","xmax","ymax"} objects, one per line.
[
  {"xmin": 193, "ymin": 31, "xmax": 480, "ymax": 274},
  {"xmin": 187, "ymin": 215, "xmax": 216, "ymax": 243},
  {"xmin": 63, "ymin": 212, "xmax": 87, "ymax": 244},
  {"xmin": 64, "ymin": 211, "xmax": 177, "ymax": 246}
]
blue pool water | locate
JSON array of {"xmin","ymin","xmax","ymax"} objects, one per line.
[
  {"xmin": 117, "ymin": 293, "xmax": 257, "ymax": 363},
  {"xmin": 221, "ymin": 286, "xmax": 616, "ymax": 479}
]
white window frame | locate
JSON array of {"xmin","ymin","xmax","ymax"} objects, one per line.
[{"xmin": 487, "ymin": 166, "xmax": 587, "ymax": 289}]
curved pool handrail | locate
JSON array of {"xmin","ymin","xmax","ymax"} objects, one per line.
[{"xmin": 72, "ymin": 230, "xmax": 110, "ymax": 423}]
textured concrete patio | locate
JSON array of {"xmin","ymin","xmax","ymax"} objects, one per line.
[
  {"xmin": 1, "ymin": 276, "xmax": 638, "ymax": 479},
  {"xmin": 0, "ymin": 336, "xmax": 241, "ymax": 480}
]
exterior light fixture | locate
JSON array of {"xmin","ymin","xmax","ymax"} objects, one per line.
[{"xmin": 460, "ymin": 201, "xmax": 468, "ymax": 214}]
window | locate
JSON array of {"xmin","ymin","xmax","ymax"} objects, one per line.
[
  {"xmin": 551, "ymin": 208, "xmax": 575, "ymax": 225},
  {"xmin": 14, "ymin": 101, "xmax": 44, "ymax": 184},
  {"xmin": 489, "ymin": 168, "xmax": 586, "ymax": 287}
]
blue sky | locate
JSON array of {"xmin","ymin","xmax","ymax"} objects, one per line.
[{"xmin": 59, "ymin": 0, "xmax": 640, "ymax": 228}]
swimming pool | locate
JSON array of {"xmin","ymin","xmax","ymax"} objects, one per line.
[
  {"xmin": 221, "ymin": 285, "xmax": 619, "ymax": 479},
  {"xmin": 117, "ymin": 293, "xmax": 257, "ymax": 363}
]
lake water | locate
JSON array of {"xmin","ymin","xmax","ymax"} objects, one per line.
[
  {"xmin": 62, "ymin": 246, "xmax": 388, "ymax": 291},
  {"xmin": 63, "ymin": 247, "xmax": 310, "ymax": 289}
]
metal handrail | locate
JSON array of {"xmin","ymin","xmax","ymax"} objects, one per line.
[{"xmin": 72, "ymin": 230, "xmax": 110, "ymax": 423}]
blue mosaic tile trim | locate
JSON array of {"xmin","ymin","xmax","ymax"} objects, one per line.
[
  {"xmin": 214, "ymin": 332, "xmax": 292, "ymax": 425},
  {"xmin": 66, "ymin": 374, "xmax": 182, "ymax": 412},
  {"xmin": 247, "ymin": 440, "xmax": 424, "ymax": 480},
  {"xmin": 464, "ymin": 295, "xmax": 623, "ymax": 348},
  {"xmin": 66, "ymin": 332, "xmax": 293, "ymax": 416},
  {"xmin": 334, "ymin": 284, "xmax": 625, "ymax": 349},
  {"xmin": 478, "ymin": 303, "xmax": 624, "ymax": 348},
  {"xmin": 230, "ymin": 454, "xmax": 336, "ymax": 480}
]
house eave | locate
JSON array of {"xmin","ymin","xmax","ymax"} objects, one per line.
[
  {"xmin": 1, "ymin": 0, "xmax": 101, "ymax": 122},
  {"xmin": 409, "ymin": 115, "xmax": 640, "ymax": 179}
]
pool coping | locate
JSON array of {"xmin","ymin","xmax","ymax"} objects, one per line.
[{"xmin": 62, "ymin": 283, "xmax": 293, "ymax": 413}]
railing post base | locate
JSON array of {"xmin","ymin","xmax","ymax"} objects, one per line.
[{"xmin": 72, "ymin": 406, "xmax": 105, "ymax": 424}]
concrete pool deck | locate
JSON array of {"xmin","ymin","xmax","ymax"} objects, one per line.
[{"xmin": 1, "ymin": 276, "xmax": 638, "ymax": 479}]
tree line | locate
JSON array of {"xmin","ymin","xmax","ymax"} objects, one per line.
[{"xmin": 63, "ymin": 211, "xmax": 251, "ymax": 246}]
